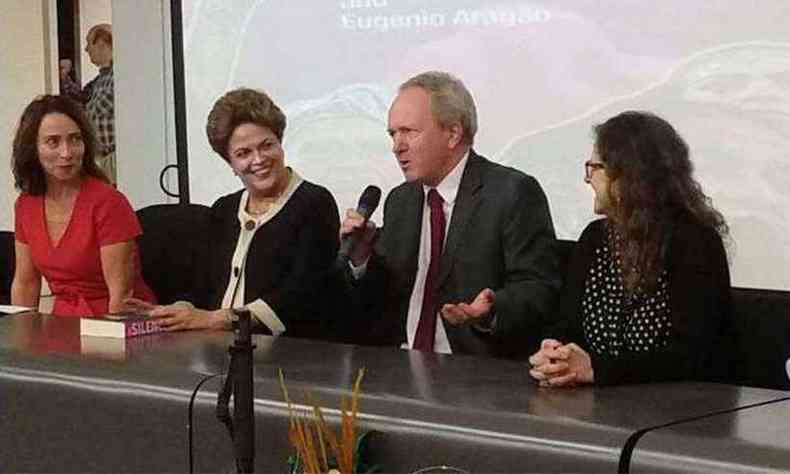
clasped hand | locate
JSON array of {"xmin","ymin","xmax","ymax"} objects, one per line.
[{"xmin": 528, "ymin": 339, "xmax": 595, "ymax": 387}]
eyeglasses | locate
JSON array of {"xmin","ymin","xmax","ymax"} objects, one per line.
[{"xmin": 584, "ymin": 160, "xmax": 606, "ymax": 181}]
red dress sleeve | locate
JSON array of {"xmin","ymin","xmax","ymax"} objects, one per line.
[
  {"xmin": 93, "ymin": 187, "xmax": 142, "ymax": 246},
  {"xmin": 14, "ymin": 195, "xmax": 31, "ymax": 244}
]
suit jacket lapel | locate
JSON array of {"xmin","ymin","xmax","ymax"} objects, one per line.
[
  {"xmin": 438, "ymin": 151, "xmax": 483, "ymax": 289},
  {"xmin": 392, "ymin": 183, "xmax": 423, "ymax": 336},
  {"xmin": 390, "ymin": 183, "xmax": 423, "ymax": 282}
]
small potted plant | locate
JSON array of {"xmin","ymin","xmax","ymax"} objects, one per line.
[{"xmin": 280, "ymin": 369, "xmax": 379, "ymax": 474}]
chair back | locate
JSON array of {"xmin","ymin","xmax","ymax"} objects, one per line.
[
  {"xmin": 730, "ymin": 286, "xmax": 790, "ymax": 389},
  {"xmin": 555, "ymin": 239, "xmax": 576, "ymax": 275},
  {"xmin": 0, "ymin": 231, "xmax": 14, "ymax": 305},
  {"xmin": 136, "ymin": 204, "xmax": 212, "ymax": 305}
]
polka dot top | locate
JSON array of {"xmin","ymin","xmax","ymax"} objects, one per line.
[{"xmin": 581, "ymin": 226, "xmax": 672, "ymax": 357}]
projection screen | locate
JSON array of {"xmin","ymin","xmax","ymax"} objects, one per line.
[{"xmin": 180, "ymin": 0, "xmax": 790, "ymax": 289}]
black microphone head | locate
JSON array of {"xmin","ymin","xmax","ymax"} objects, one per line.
[{"xmin": 357, "ymin": 185, "xmax": 382, "ymax": 219}]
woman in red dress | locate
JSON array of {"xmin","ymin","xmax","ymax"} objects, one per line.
[{"xmin": 10, "ymin": 95, "xmax": 155, "ymax": 316}]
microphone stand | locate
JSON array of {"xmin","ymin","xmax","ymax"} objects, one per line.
[{"xmin": 216, "ymin": 308, "xmax": 257, "ymax": 473}]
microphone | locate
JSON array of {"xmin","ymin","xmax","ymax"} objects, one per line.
[{"xmin": 338, "ymin": 185, "xmax": 382, "ymax": 263}]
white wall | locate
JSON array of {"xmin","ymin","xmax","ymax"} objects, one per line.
[
  {"xmin": 0, "ymin": 0, "xmax": 50, "ymax": 231},
  {"xmin": 112, "ymin": 0, "xmax": 177, "ymax": 208}
]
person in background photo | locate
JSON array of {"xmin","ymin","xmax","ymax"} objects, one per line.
[
  {"xmin": 58, "ymin": 59, "xmax": 84, "ymax": 104},
  {"xmin": 126, "ymin": 88, "xmax": 340, "ymax": 338},
  {"xmin": 339, "ymin": 71, "xmax": 560, "ymax": 358},
  {"xmin": 11, "ymin": 94, "xmax": 155, "ymax": 316},
  {"xmin": 529, "ymin": 111, "xmax": 732, "ymax": 386},
  {"xmin": 83, "ymin": 23, "xmax": 116, "ymax": 184}
]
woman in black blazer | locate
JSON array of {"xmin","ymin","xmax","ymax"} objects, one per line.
[
  {"xmin": 127, "ymin": 88, "xmax": 339, "ymax": 337},
  {"xmin": 529, "ymin": 111, "xmax": 732, "ymax": 386}
]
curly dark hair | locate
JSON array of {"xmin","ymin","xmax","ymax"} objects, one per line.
[
  {"xmin": 12, "ymin": 94, "xmax": 108, "ymax": 195},
  {"xmin": 205, "ymin": 87, "xmax": 286, "ymax": 161},
  {"xmin": 593, "ymin": 110, "xmax": 729, "ymax": 291}
]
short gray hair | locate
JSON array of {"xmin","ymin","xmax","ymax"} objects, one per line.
[{"xmin": 400, "ymin": 71, "xmax": 477, "ymax": 146}]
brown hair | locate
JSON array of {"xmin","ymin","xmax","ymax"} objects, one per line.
[
  {"xmin": 205, "ymin": 88, "xmax": 286, "ymax": 161},
  {"xmin": 12, "ymin": 95, "xmax": 108, "ymax": 195},
  {"xmin": 89, "ymin": 24, "xmax": 113, "ymax": 47},
  {"xmin": 593, "ymin": 110, "xmax": 728, "ymax": 291}
]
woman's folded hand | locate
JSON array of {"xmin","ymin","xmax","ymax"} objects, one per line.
[{"xmin": 529, "ymin": 339, "xmax": 595, "ymax": 388}]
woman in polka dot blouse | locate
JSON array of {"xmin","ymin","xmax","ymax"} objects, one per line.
[{"xmin": 529, "ymin": 111, "xmax": 732, "ymax": 386}]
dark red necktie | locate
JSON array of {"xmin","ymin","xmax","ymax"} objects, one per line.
[{"xmin": 413, "ymin": 189, "xmax": 445, "ymax": 352}]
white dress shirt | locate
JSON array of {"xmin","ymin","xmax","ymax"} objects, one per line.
[
  {"xmin": 404, "ymin": 152, "xmax": 469, "ymax": 354},
  {"xmin": 352, "ymin": 152, "xmax": 470, "ymax": 353}
]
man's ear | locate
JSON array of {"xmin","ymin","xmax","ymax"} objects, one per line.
[{"xmin": 446, "ymin": 122, "xmax": 464, "ymax": 149}]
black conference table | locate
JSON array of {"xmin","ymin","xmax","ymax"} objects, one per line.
[
  {"xmin": 628, "ymin": 396, "xmax": 790, "ymax": 473},
  {"xmin": 1, "ymin": 313, "xmax": 788, "ymax": 473}
]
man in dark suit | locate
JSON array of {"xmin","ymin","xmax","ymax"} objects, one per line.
[{"xmin": 341, "ymin": 71, "xmax": 560, "ymax": 358}]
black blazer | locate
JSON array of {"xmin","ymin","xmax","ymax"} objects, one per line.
[
  {"xmin": 352, "ymin": 151, "xmax": 561, "ymax": 357},
  {"xmin": 202, "ymin": 180, "xmax": 340, "ymax": 337},
  {"xmin": 549, "ymin": 214, "xmax": 733, "ymax": 385}
]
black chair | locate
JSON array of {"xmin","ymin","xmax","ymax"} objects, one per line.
[
  {"xmin": 556, "ymin": 239, "xmax": 576, "ymax": 275},
  {"xmin": 136, "ymin": 203, "xmax": 212, "ymax": 305},
  {"xmin": 0, "ymin": 231, "xmax": 14, "ymax": 305},
  {"xmin": 730, "ymin": 287, "xmax": 790, "ymax": 390}
]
